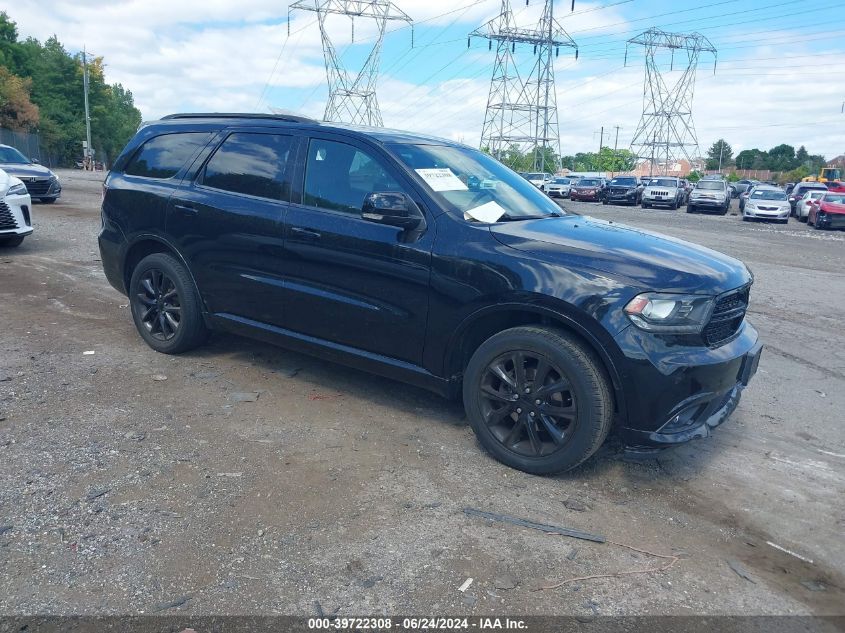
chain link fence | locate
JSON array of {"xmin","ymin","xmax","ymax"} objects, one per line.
[{"xmin": 0, "ymin": 127, "xmax": 60, "ymax": 167}]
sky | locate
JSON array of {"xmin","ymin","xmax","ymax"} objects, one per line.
[{"xmin": 8, "ymin": 0, "xmax": 845, "ymax": 159}]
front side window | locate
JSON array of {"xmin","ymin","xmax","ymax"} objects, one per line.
[
  {"xmin": 303, "ymin": 139, "xmax": 403, "ymax": 214},
  {"xmin": 390, "ymin": 143, "xmax": 561, "ymax": 222},
  {"xmin": 125, "ymin": 132, "xmax": 211, "ymax": 179},
  {"xmin": 202, "ymin": 133, "xmax": 293, "ymax": 201}
]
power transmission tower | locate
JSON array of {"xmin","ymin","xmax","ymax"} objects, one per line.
[
  {"xmin": 289, "ymin": 0, "xmax": 412, "ymax": 126},
  {"xmin": 625, "ymin": 28, "xmax": 716, "ymax": 176},
  {"xmin": 470, "ymin": 0, "xmax": 577, "ymax": 173}
]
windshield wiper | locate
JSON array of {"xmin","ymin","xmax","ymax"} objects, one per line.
[{"xmin": 499, "ymin": 211, "xmax": 562, "ymax": 221}]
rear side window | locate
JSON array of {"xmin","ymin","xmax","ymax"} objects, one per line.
[
  {"xmin": 124, "ymin": 132, "xmax": 211, "ymax": 179},
  {"xmin": 201, "ymin": 133, "xmax": 294, "ymax": 201}
]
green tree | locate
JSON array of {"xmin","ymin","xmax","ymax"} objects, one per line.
[
  {"xmin": 766, "ymin": 144, "xmax": 796, "ymax": 171},
  {"xmin": 705, "ymin": 139, "xmax": 733, "ymax": 171},
  {"xmin": 0, "ymin": 66, "xmax": 38, "ymax": 130}
]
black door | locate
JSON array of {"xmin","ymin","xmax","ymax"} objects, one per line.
[
  {"xmin": 283, "ymin": 134, "xmax": 433, "ymax": 365},
  {"xmin": 166, "ymin": 130, "xmax": 298, "ymax": 327}
]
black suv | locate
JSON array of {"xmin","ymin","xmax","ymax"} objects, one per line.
[{"xmin": 99, "ymin": 114, "xmax": 762, "ymax": 474}]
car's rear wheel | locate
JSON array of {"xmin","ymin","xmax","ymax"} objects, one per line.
[
  {"xmin": 641, "ymin": 201, "xmax": 649, "ymax": 209},
  {"xmin": 463, "ymin": 326, "xmax": 613, "ymax": 475},
  {"xmin": 0, "ymin": 235, "xmax": 25, "ymax": 247},
  {"xmin": 129, "ymin": 253, "xmax": 208, "ymax": 354}
]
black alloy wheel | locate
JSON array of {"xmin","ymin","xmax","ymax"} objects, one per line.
[
  {"xmin": 135, "ymin": 268, "xmax": 181, "ymax": 341},
  {"xmin": 464, "ymin": 326, "xmax": 613, "ymax": 474},
  {"xmin": 129, "ymin": 252, "xmax": 208, "ymax": 354},
  {"xmin": 478, "ymin": 351, "xmax": 578, "ymax": 458}
]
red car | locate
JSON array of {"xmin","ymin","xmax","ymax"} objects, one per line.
[
  {"xmin": 569, "ymin": 177, "xmax": 604, "ymax": 202},
  {"xmin": 808, "ymin": 191, "xmax": 845, "ymax": 230}
]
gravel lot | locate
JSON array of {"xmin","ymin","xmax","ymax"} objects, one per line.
[{"xmin": 1, "ymin": 170, "xmax": 843, "ymax": 616}]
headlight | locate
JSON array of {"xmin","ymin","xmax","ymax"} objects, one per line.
[
  {"xmin": 624, "ymin": 293, "xmax": 714, "ymax": 333},
  {"xmin": 626, "ymin": 188, "xmax": 637, "ymax": 194},
  {"xmin": 746, "ymin": 203, "xmax": 756, "ymax": 210},
  {"xmin": 7, "ymin": 182, "xmax": 28, "ymax": 196}
]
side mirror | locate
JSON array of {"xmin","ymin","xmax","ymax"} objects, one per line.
[
  {"xmin": 31, "ymin": 158, "xmax": 40, "ymax": 164},
  {"xmin": 362, "ymin": 192, "xmax": 422, "ymax": 230}
]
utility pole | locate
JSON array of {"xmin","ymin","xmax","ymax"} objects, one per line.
[
  {"xmin": 470, "ymin": 0, "xmax": 577, "ymax": 173},
  {"xmin": 612, "ymin": 125, "xmax": 620, "ymax": 176},
  {"xmin": 626, "ymin": 28, "xmax": 716, "ymax": 178},
  {"xmin": 82, "ymin": 47, "xmax": 92, "ymax": 170},
  {"xmin": 718, "ymin": 142, "xmax": 724, "ymax": 173}
]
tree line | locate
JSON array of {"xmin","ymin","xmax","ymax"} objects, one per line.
[
  {"xmin": 0, "ymin": 11, "xmax": 141, "ymax": 166},
  {"xmin": 705, "ymin": 139, "xmax": 830, "ymax": 181}
]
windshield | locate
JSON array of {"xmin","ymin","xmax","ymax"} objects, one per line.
[
  {"xmin": 390, "ymin": 144, "xmax": 562, "ymax": 221},
  {"xmin": 648, "ymin": 178, "xmax": 677, "ymax": 187},
  {"xmin": 0, "ymin": 146, "xmax": 31, "ymax": 164},
  {"xmin": 526, "ymin": 173, "xmax": 546, "ymax": 180},
  {"xmin": 577, "ymin": 178, "xmax": 601, "ymax": 186},
  {"xmin": 610, "ymin": 177, "xmax": 637, "ymax": 186},
  {"xmin": 750, "ymin": 190, "xmax": 787, "ymax": 200},
  {"xmin": 553, "ymin": 178, "xmax": 570, "ymax": 184},
  {"xmin": 823, "ymin": 194, "xmax": 845, "ymax": 204},
  {"xmin": 696, "ymin": 181, "xmax": 723, "ymax": 190}
]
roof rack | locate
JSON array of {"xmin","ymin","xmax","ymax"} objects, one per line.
[{"xmin": 160, "ymin": 112, "xmax": 317, "ymax": 124}]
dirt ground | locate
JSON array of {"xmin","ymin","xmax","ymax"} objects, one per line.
[{"xmin": 1, "ymin": 170, "xmax": 843, "ymax": 617}]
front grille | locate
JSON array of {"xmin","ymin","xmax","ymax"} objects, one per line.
[
  {"xmin": 23, "ymin": 178, "xmax": 52, "ymax": 196},
  {"xmin": 650, "ymin": 190, "xmax": 670, "ymax": 196},
  {"xmin": 703, "ymin": 286, "xmax": 749, "ymax": 347},
  {"xmin": 0, "ymin": 201, "xmax": 18, "ymax": 230},
  {"xmin": 610, "ymin": 187, "xmax": 630, "ymax": 194}
]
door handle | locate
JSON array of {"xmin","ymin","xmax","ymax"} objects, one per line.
[
  {"xmin": 290, "ymin": 227, "xmax": 322, "ymax": 240},
  {"xmin": 173, "ymin": 203, "xmax": 197, "ymax": 215}
]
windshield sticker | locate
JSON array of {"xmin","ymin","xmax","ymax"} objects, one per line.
[
  {"xmin": 464, "ymin": 200, "xmax": 507, "ymax": 223},
  {"xmin": 415, "ymin": 168, "xmax": 468, "ymax": 192}
]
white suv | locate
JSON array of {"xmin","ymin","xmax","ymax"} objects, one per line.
[{"xmin": 0, "ymin": 168, "xmax": 33, "ymax": 247}]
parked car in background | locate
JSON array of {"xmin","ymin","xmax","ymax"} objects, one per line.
[
  {"xmin": 795, "ymin": 190, "xmax": 826, "ymax": 222},
  {"xmin": 545, "ymin": 177, "xmax": 574, "ymax": 198},
  {"xmin": 641, "ymin": 177, "xmax": 685, "ymax": 209},
  {"xmin": 0, "ymin": 144, "xmax": 62, "ymax": 203},
  {"xmin": 732, "ymin": 179, "xmax": 756, "ymax": 198},
  {"xmin": 788, "ymin": 181, "xmax": 827, "ymax": 215},
  {"xmin": 0, "ymin": 168, "xmax": 33, "ymax": 247},
  {"xmin": 808, "ymin": 191, "xmax": 845, "ymax": 230},
  {"xmin": 741, "ymin": 186, "xmax": 790, "ymax": 223},
  {"xmin": 525, "ymin": 172, "xmax": 553, "ymax": 191},
  {"xmin": 687, "ymin": 179, "xmax": 730, "ymax": 214},
  {"xmin": 569, "ymin": 177, "xmax": 604, "ymax": 201},
  {"xmin": 603, "ymin": 176, "xmax": 642, "ymax": 205},
  {"xmin": 98, "ymin": 112, "xmax": 762, "ymax": 474},
  {"xmin": 784, "ymin": 182, "xmax": 795, "ymax": 195}
]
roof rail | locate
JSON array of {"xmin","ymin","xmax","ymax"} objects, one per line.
[{"xmin": 160, "ymin": 112, "xmax": 317, "ymax": 124}]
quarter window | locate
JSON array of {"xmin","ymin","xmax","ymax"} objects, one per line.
[
  {"xmin": 202, "ymin": 133, "xmax": 294, "ymax": 201},
  {"xmin": 124, "ymin": 132, "xmax": 211, "ymax": 179},
  {"xmin": 303, "ymin": 139, "xmax": 403, "ymax": 214}
]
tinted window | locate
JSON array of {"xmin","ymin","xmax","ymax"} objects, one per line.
[
  {"xmin": 578, "ymin": 179, "xmax": 600, "ymax": 186},
  {"xmin": 125, "ymin": 133, "xmax": 210, "ymax": 179},
  {"xmin": 304, "ymin": 139, "xmax": 403, "ymax": 214},
  {"xmin": 0, "ymin": 146, "xmax": 30, "ymax": 164},
  {"xmin": 697, "ymin": 181, "xmax": 723, "ymax": 190},
  {"xmin": 610, "ymin": 177, "xmax": 637, "ymax": 186},
  {"xmin": 202, "ymin": 133, "xmax": 293, "ymax": 201}
]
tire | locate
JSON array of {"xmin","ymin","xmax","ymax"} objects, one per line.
[
  {"xmin": 463, "ymin": 326, "xmax": 613, "ymax": 475},
  {"xmin": 39, "ymin": 198, "xmax": 56, "ymax": 204},
  {"xmin": 128, "ymin": 253, "xmax": 208, "ymax": 354},
  {"xmin": 687, "ymin": 204, "xmax": 695, "ymax": 214},
  {"xmin": 641, "ymin": 201, "xmax": 649, "ymax": 209},
  {"xmin": 602, "ymin": 198, "xmax": 608, "ymax": 205},
  {"xmin": 814, "ymin": 219, "xmax": 824, "ymax": 230},
  {"xmin": 0, "ymin": 234, "xmax": 25, "ymax": 247}
]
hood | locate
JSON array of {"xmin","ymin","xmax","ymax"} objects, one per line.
[
  {"xmin": 0, "ymin": 162, "xmax": 54, "ymax": 178},
  {"xmin": 490, "ymin": 215, "xmax": 752, "ymax": 295},
  {"xmin": 820, "ymin": 201, "xmax": 845, "ymax": 215}
]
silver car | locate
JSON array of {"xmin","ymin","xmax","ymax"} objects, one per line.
[
  {"xmin": 742, "ymin": 186, "xmax": 790, "ymax": 223},
  {"xmin": 795, "ymin": 190, "xmax": 826, "ymax": 222},
  {"xmin": 545, "ymin": 177, "xmax": 573, "ymax": 198},
  {"xmin": 641, "ymin": 177, "xmax": 684, "ymax": 209}
]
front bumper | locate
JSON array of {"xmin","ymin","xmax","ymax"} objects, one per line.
[
  {"xmin": 744, "ymin": 207, "xmax": 789, "ymax": 220},
  {"xmin": 607, "ymin": 191, "xmax": 638, "ymax": 204},
  {"xmin": 613, "ymin": 320, "xmax": 761, "ymax": 449},
  {"xmin": 689, "ymin": 197, "xmax": 726, "ymax": 210},
  {"xmin": 816, "ymin": 212, "xmax": 845, "ymax": 229},
  {"xmin": 571, "ymin": 190, "xmax": 600, "ymax": 201},
  {"xmin": 0, "ymin": 192, "xmax": 33, "ymax": 236}
]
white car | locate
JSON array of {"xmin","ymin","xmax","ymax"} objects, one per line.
[
  {"xmin": 524, "ymin": 172, "xmax": 553, "ymax": 191},
  {"xmin": 545, "ymin": 177, "xmax": 573, "ymax": 198},
  {"xmin": 0, "ymin": 168, "xmax": 33, "ymax": 247},
  {"xmin": 641, "ymin": 177, "xmax": 684, "ymax": 209},
  {"xmin": 795, "ymin": 190, "xmax": 826, "ymax": 222}
]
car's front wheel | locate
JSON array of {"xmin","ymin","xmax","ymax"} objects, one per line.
[
  {"xmin": 463, "ymin": 326, "xmax": 613, "ymax": 475},
  {"xmin": 129, "ymin": 253, "xmax": 208, "ymax": 354}
]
